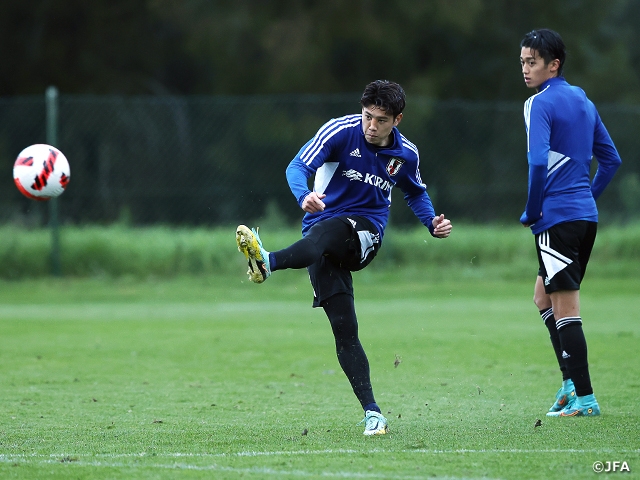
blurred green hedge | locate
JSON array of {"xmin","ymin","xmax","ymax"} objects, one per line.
[{"xmin": 1, "ymin": 223, "xmax": 638, "ymax": 280}]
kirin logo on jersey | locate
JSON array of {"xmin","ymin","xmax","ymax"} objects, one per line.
[
  {"xmin": 343, "ymin": 169, "xmax": 363, "ymax": 181},
  {"xmin": 342, "ymin": 168, "xmax": 393, "ymax": 192},
  {"xmin": 386, "ymin": 157, "xmax": 405, "ymax": 176}
]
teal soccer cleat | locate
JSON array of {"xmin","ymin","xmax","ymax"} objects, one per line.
[
  {"xmin": 359, "ymin": 410, "xmax": 388, "ymax": 436},
  {"xmin": 547, "ymin": 394, "xmax": 600, "ymax": 417},
  {"xmin": 236, "ymin": 225, "xmax": 271, "ymax": 283},
  {"xmin": 548, "ymin": 380, "xmax": 576, "ymax": 413}
]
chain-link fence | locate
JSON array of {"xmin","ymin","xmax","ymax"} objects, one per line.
[{"xmin": 1, "ymin": 94, "xmax": 638, "ymax": 228}]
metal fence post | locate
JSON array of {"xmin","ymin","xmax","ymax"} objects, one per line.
[{"xmin": 46, "ymin": 86, "xmax": 61, "ymax": 277}]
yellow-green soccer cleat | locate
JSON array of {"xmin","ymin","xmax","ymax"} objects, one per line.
[
  {"xmin": 359, "ymin": 410, "xmax": 388, "ymax": 436},
  {"xmin": 236, "ymin": 225, "xmax": 271, "ymax": 283}
]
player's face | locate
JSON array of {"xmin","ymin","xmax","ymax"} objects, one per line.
[
  {"xmin": 520, "ymin": 47, "xmax": 559, "ymax": 90},
  {"xmin": 361, "ymin": 106, "xmax": 402, "ymax": 147}
]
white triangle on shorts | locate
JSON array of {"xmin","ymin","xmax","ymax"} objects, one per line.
[
  {"xmin": 540, "ymin": 250, "xmax": 571, "ymax": 280},
  {"xmin": 538, "ymin": 232, "xmax": 573, "ymax": 281},
  {"xmin": 357, "ymin": 230, "xmax": 378, "ymax": 263}
]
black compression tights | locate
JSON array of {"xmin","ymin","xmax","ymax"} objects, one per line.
[
  {"xmin": 271, "ymin": 219, "xmax": 351, "ymax": 271},
  {"xmin": 272, "ymin": 237, "xmax": 320, "ymax": 270},
  {"xmin": 321, "ymin": 293, "xmax": 375, "ymax": 408}
]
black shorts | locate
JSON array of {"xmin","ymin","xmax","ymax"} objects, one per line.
[
  {"xmin": 535, "ymin": 220, "xmax": 597, "ymax": 294},
  {"xmin": 306, "ymin": 215, "xmax": 381, "ymax": 307}
]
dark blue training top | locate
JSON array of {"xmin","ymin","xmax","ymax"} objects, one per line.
[
  {"xmin": 286, "ymin": 114, "xmax": 437, "ymax": 239},
  {"xmin": 522, "ymin": 76, "xmax": 622, "ymax": 234}
]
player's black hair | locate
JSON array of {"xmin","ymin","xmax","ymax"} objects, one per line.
[
  {"xmin": 360, "ymin": 80, "xmax": 406, "ymax": 118},
  {"xmin": 520, "ymin": 28, "xmax": 566, "ymax": 76}
]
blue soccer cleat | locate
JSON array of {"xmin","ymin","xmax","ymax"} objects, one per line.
[
  {"xmin": 548, "ymin": 379, "xmax": 576, "ymax": 413},
  {"xmin": 236, "ymin": 225, "xmax": 271, "ymax": 283},
  {"xmin": 359, "ymin": 410, "xmax": 388, "ymax": 436},
  {"xmin": 547, "ymin": 394, "xmax": 600, "ymax": 417}
]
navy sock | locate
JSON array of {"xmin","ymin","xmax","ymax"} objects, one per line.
[{"xmin": 363, "ymin": 403, "xmax": 381, "ymax": 413}]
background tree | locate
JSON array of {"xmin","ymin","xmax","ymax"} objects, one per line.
[{"xmin": 1, "ymin": 0, "xmax": 639, "ymax": 101}]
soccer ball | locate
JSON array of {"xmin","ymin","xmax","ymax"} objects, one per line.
[{"xmin": 13, "ymin": 144, "xmax": 70, "ymax": 201}]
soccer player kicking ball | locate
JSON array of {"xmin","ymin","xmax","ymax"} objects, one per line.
[
  {"xmin": 236, "ymin": 80, "xmax": 452, "ymax": 435},
  {"xmin": 519, "ymin": 29, "xmax": 621, "ymax": 417}
]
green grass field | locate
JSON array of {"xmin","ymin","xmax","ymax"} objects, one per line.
[{"xmin": 0, "ymin": 272, "xmax": 639, "ymax": 479}]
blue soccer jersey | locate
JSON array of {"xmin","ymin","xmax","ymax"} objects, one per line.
[
  {"xmin": 286, "ymin": 114, "xmax": 436, "ymax": 239},
  {"xmin": 522, "ymin": 77, "xmax": 622, "ymax": 234}
]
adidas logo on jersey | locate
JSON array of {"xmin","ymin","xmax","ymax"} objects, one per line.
[
  {"xmin": 349, "ymin": 148, "xmax": 361, "ymax": 157},
  {"xmin": 562, "ymin": 350, "xmax": 570, "ymax": 359}
]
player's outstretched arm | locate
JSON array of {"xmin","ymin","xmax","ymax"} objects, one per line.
[
  {"xmin": 301, "ymin": 192, "xmax": 326, "ymax": 213},
  {"xmin": 431, "ymin": 214, "xmax": 452, "ymax": 238}
]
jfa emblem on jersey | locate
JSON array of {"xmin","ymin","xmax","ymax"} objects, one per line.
[{"xmin": 386, "ymin": 157, "xmax": 404, "ymax": 176}]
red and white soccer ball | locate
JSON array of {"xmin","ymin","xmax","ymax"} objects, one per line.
[{"xmin": 13, "ymin": 144, "xmax": 70, "ymax": 201}]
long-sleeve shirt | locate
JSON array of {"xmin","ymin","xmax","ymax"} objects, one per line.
[
  {"xmin": 286, "ymin": 114, "xmax": 436, "ymax": 239},
  {"xmin": 522, "ymin": 76, "xmax": 622, "ymax": 234}
]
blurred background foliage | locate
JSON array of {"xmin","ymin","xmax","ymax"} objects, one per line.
[
  {"xmin": 2, "ymin": 0, "xmax": 639, "ymax": 102},
  {"xmin": 1, "ymin": 0, "xmax": 639, "ymax": 235}
]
